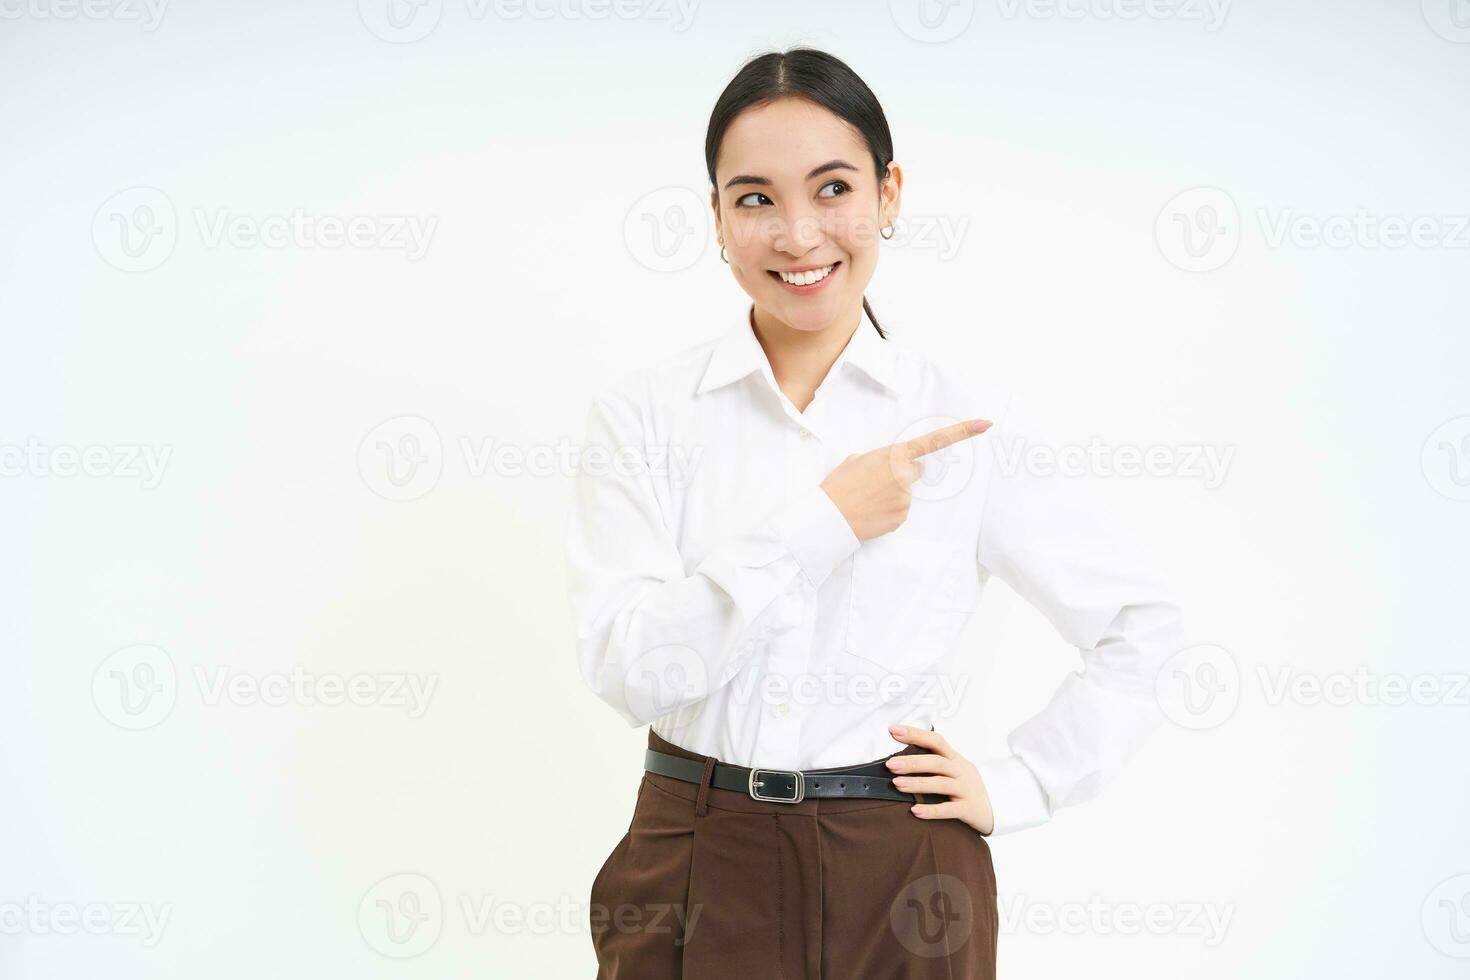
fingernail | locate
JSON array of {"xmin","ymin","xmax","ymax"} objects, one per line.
[
  {"xmin": 890, "ymin": 724, "xmax": 905, "ymax": 735},
  {"xmin": 970, "ymin": 419, "xmax": 991, "ymax": 432}
]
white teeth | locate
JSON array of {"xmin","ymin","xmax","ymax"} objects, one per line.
[{"xmin": 778, "ymin": 263, "xmax": 835, "ymax": 286}]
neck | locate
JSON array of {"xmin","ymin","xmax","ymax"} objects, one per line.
[{"xmin": 749, "ymin": 303, "xmax": 864, "ymax": 406}]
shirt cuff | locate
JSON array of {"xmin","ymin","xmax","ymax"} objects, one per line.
[
  {"xmin": 772, "ymin": 484, "xmax": 862, "ymax": 589},
  {"xmin": 976, "ymin": 754, "xmax": 1053, "ymax": 836}
]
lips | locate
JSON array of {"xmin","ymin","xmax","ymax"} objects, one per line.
[{"xmin": 768, "ymin": 261, "xmax": 841, "ymax": 291}]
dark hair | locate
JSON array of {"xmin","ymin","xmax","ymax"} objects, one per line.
[{"xmin": 705, "ymin": 47, "xmax": 894, "ymax": 340}]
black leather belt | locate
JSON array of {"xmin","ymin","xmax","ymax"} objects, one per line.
[{"xmin": 643, "ymin": 748, "xmax": 930, "ymax": 804}]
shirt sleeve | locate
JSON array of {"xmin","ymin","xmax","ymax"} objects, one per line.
[
  {"xmin": 565, "ymin": 389, "xmax": 862, "ymax": 727},
  {"xmin": 972, "ymin": 390, "xmax": 1189, "ymax": 836}
]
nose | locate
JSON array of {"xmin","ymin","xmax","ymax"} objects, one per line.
[{"xmin": 770, "ymin": 202, "xmax": 825, "ymax": 255}]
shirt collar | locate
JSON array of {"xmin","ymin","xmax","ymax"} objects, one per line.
[{"xmin": 695, "ymin": 305, "xmax": 905, "ymax": 397}]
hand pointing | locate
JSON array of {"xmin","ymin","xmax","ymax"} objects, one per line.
[{"xmin": 820, "ymin": 419, "xmax": 992, "ymax": 542}]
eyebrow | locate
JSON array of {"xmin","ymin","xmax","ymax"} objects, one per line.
[{"xmin": 722, "ymin": 159, "xmax": 860, "ymax": 191}]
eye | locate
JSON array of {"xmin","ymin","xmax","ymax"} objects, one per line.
[
  {"xmin": 735, "ymin": 192, "xmax": 771, "ymax": 208},
  {"xmin": 817, "ymin": 180, "xmax": 851, "ymax": 199}
]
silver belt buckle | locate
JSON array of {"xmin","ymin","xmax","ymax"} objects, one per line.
[{"xmin": 748, "ymin": 767, "xmax": 805, "ymax": 803}]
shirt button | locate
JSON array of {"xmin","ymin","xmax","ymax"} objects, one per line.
[
  {"xmin": 773, "ymin": 702, "xmax": 790, "ymax": 718},
  {"xmin": 799, "ymin": 428, "xmax": 814, "ymax": 441}
]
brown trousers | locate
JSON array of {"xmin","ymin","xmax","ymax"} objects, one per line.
[{"xmin": 589, "ymin": 728, "xmax": 998, "ymax": 978}]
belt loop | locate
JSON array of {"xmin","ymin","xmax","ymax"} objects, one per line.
[{"xmin": 694, "ymin": 755, "xmax": 716, "ymax": 817}]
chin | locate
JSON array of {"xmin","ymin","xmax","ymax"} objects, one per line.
[{"xmin": 767, "ymin": 297, "xmax": 846, "ymax": 333}]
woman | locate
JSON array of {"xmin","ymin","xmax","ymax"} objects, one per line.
[{"xmin": 564, "ymin": 47, "xmax": 1187, "ymax": 979}]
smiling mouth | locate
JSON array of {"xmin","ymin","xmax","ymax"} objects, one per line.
[{"xmin": 768, "ymin": 261, "xmax": 841, "ymax": 288}]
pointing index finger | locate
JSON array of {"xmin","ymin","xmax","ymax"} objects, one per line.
[{"xmin": 900, "ymin": 419, "xmax": 991, "ymax": 459}]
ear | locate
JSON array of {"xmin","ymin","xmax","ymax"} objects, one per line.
[
  {"xmin": 879, "ymin": 161, "xmax": 903, "ymax": 225},
  {"xmin": 709, "ymin": 187, "xmax": 722, "ymax": 239}
]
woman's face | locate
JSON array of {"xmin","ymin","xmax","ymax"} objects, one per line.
[{"xmin": 711, "ymin": 97, "xmax": 902, "ymax": 335}]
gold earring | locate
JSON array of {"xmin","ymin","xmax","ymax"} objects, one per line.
[
  {"xmin": 880, "ymin": 224, "xmax": 895, "ymax": 240},
  {"xmin": 719, "ymin": 242, "xmax": 729, "ymax": 263}
]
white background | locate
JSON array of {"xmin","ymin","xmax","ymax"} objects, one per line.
[{"xmin": 2, "ymin": 0, "xmax": 1467, "ymax": 976}]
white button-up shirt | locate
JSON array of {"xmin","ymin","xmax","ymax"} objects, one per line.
[{"xmin": 564, "ymin": 305, "xmax": 1187, "ymax": 835}]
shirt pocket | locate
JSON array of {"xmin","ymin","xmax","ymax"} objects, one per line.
[{"xmin": 844, "ymin": 532, "xmax": 980, "ymax": 674}]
